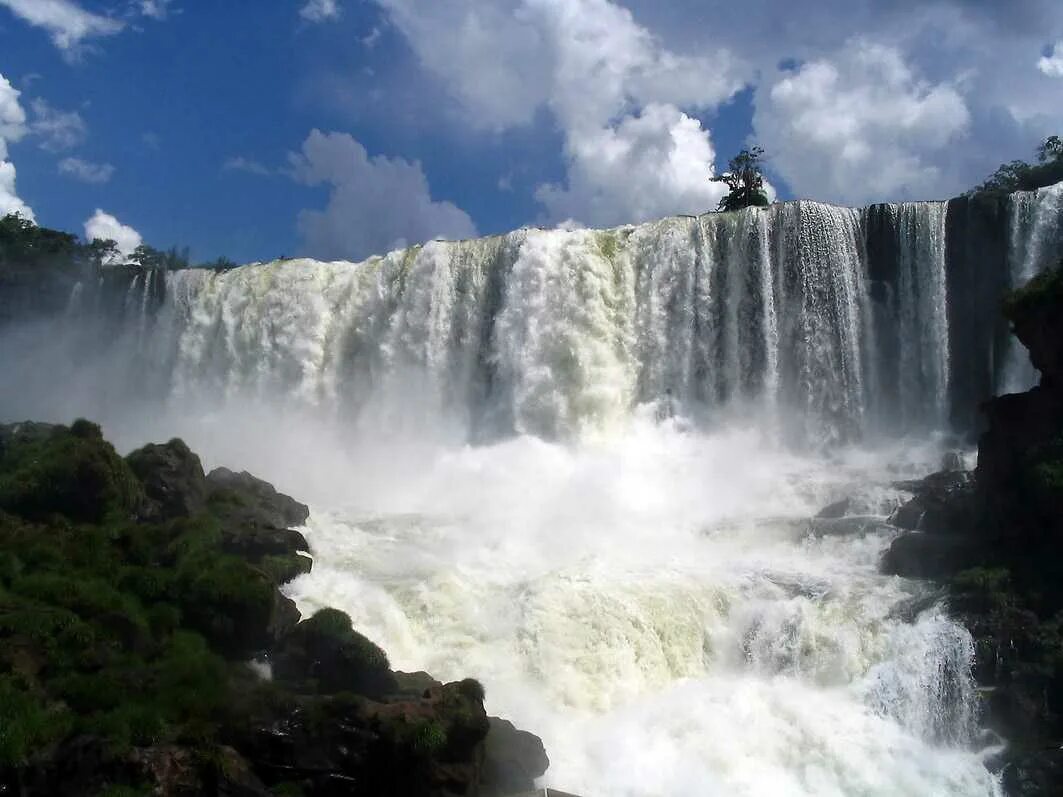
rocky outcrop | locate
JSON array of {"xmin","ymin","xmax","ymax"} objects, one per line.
[
  {"xmin": 127, "ymin": 437, "xmax": 209, "ymax": 520},
  {"xmin": 0, "ymin": 421, "xmax": 548, "ymax": 797},
  {"xmin": 880, "ymin": 264, "xmax": 1063, "ymax": 794}
]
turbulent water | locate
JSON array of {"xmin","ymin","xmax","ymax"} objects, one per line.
[
  {"xmin": 117, "ymin": 200, "xmax": 955, "ymax": 447},
  {"xmin": 5, "ymin": 190, "xmax": 1063, "ymax": 795}
]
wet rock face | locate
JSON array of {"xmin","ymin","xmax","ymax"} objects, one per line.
[
  {"xmin": 888, "ymin": 469, "xmax": 978, "ymax": 536},
  {"xmin": 481, "ymin": 717, "xmax": 550, "ymax": 796},
  {"xmin": 881, "ymin": 531, "xmax": 976, "ymax": 579}
]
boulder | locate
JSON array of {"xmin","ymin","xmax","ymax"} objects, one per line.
[
  {"xmin": 882, "ymin": 531, "xmax": 976, "ymax": 579},
  {"xmin": 273, "ymin": 608, "xmax": 398, "ymax": 698},
  {"xmin": 481, "ymin": 717, "xmax": 550, "ymax": 796},
  {"xmin": 888, "ymin": 469, "xmax": 977, "ymax": 535},
  {"xmin": 127, "ymin": 438, "xmax": 208, "ymax": 520},
  {"xmin": 206, "ymin": 467, "xmax": 311, "ymax": 567},
  {"xmin": 207, "ymin": 467, "xmax": 309, "ymax": 529}
]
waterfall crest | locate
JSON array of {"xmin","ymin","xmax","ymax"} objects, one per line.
[{"xmin": 125, "ymin": 195, "xmax": 1008, "ymax": 444}]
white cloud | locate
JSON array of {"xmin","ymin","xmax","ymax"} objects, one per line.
[
  {"xmin": 362, "ymin": 26, "xmax": 382, "ymax": 48},
  {"xmin": 137, "ymin": 0, "xmax": 172, "ymax": 20},
  {"xmin": 300, "ymin": 0, "xmax": 339, "ymax": 23},
  {"xmin": 753, "ymin": 40, "xmax": 971, "ymax": 204},
  {"xmin": 1039, "ymin": 42, "xmax": 1063, "ymax": 78},
  {"xmin": 536, "ymin": 103, "xmax": 727, "ymax": 226},
  {"xmin": 375, "ymin": 0, "xmax": 744, "ymax": 226},
  {"xmin": 223, "ymin": 156, "xmax": 271, "ymax": 176},
  {"xmin": 290, "ymin": 129, "xmax": 477, "ymax": 261},
  {"xmin": 84, "ymin": 209, "xmax": 142, "ymax": 261},
  {"xmin": 0, "ymin": 0, "xmax": 124, "ymax": 55},
  {"xmin": 58, "ymin": 157, "xmax": 114, "ymax": 183},
  {"xmin": 30, "ymin": 99, "xmax": 87, "ymax": 152},
  {"xmin": 0, "ymin": 73, "xmax": 33, "ymax": 220}
]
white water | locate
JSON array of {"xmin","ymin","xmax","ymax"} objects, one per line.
[
  {"xmin": 244, "ymin": 414, "xmax": 994, "ymax": 797},
  {"xmin": 1001, "ymin": 182, "xmax": 1063, "ymax": 394},
  {"xmin": 133, "ymin": 202, "xmax": 943, "ymax": 447}
]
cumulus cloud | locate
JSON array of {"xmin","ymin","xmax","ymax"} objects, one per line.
[
  {"xmin": 300, "ymin": 0, "xmax": 339, "ymax": 23},
  {"xmin": 289, "ymin": 129, "xmax": 477, "ymax": 261},
  {"xmin": 537, "ymin": 104, "xmax": 727, "ymax": 226},
  {"xmin": 84, "ymin": 209, "xmax": 142, "ymax": 261},
  {"xmin": 30, "ymin": 99, "xmax": 87, "ymax": 152},
  {"xmin": 0, "ymin": 73, "xmax": 33, "ymax": 220},
  {"xmin": 58, "ymin": 157, "xmax": 114, "ymax": 183},
  {"xmin": 753, "ymin": 40, "xmax": 971, "ymax": 204},
  {"xmin": 375, "ymin": 0, "xmax": 744, "ymax": 226},
  {"xmin": 1039, "ymin": 42, "xmax": 1063, "ymax": 78},
  {"xmin": 0, "ymin": 0, "xmax": 124, "ymax": 55}
]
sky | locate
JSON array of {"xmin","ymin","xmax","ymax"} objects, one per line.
[{"xmin": 0, "ymin": 0, "xmax": 1061, "ymax": 265}]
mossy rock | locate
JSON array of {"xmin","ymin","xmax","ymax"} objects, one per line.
[
  {"xmin": 126, "ymin": 439, "xmax": 207, "ymax": 520},
  {"xmin": 174, "ymin": 557, "xmax": 278, "ymax": 657},
  {"xmin": 0, "ymin": 421, "xmax": 143, "ymax": 524},
  {"xmin": 273, "ymin": 609, "xmax": 396, "ymax": 698}
]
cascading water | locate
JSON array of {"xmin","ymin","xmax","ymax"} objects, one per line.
[
  {"xmin": 1001, "ymin": 182, "xmax": 1063, "ymax": 393},
  {"xmin": 7, "ymin": 190, "xmax": 1063, "ymax": 796},
  {"xmin": 137, "ymin": 201, "xmax": 914, "ymax": 445}
]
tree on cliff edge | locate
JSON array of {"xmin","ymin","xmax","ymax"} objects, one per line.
[
  {"xmin": 712, "ymin": 147, "xmax": 771, "ymax": 212},
  {"xmin": 972, "ymin": 134, "xmax": 1063, "ymax": 196}
]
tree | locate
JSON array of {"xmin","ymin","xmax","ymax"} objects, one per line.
[
  {"xmin": 972, "ymin": 135, "xmax": 1063, "ymax": 196},
  {"xmin": 712, "ymin": 147, "xmax": 771, "ymax": 212}
]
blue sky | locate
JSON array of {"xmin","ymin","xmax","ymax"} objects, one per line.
[{"xmin": 1, "ymin": 0, "xmax": 1062, "ymax": 265}]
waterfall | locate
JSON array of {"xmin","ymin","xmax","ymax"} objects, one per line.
[
  {"xmin": 1001, "ymin": 182, "xmax": 1063, "ymax": 393},
  {"xmin": 120, "ymin": 199, "xmax": 982, "ymax": 445},
  {"xmin": 893, "ymin": 202, "xmax": 950, "ymax": 426},
  {"xmin": 7, "ymin": 190, "xmax": 1051, "ymax": 797}
]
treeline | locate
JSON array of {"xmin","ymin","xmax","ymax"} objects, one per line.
[
  {"xmin": 0, "ymin": 213, "xmax": 238, "ymax": 281},
  {"xmin": 971, "ymin": 135, "xmax": 1063, "ymax": 196}
]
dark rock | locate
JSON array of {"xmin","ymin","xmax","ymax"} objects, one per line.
[
  {"xmin": 273, "ymin": 608, "xmax": 398, "ymax": 698},
  {"xmin": 393, "ymin": 671, "xmax": 444, "ymax": 698},
  {"xmin": 234, "ymin": 678, "xmax": 492, "ymax": 797},
  {"xmin": 976, "ymin": 387, "xmax": 1063, "ymax": 539},
  {"xmin": 127, "ymin": 438, "xmax": 208, "ymax": 520},
  {"xmin": 815, "ymin": 497, "xmax": 850, "ymax": 519},
  {"xmin": 1001, "ymin": 747, "xmax": 1063, "ymax": 796},
  {"xmin": 207, "ymin": 467, "xmax": 310, "ymax": 529},
  {"xmin": 205, "ymin": 467, "xmax": 311, "ymax": 568},
  {"xmin": 481, "ymin": 717, "xmax": 550, "ymax": 796},
  {"xmin": 129, "ymin": 744, "xmax": 272, "ymax": 797},
  {"xmin": 1005, "ymin": 265, "xmax": 1063, "ymax": 390},
  {"xmin": 882, "ymin": 532, "xmax": 976, "ymax": 579},
  {"xmin": 888, "ymin": 469, "xmax": 977, "ymax": 534}
]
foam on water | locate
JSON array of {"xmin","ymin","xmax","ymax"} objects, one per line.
[{"xmin": 239, "ymin": 412, "xmax": 1003, "ymax": 797}]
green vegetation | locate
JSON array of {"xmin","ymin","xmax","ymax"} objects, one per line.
[
  {"xmin": 0, "ymin": 212, "xmax": 239, "ymax": 287},
  {"xmin": 0, "ymin": 421, "xmax": 501, "ymax": 795},
  {"xmin": 1004, "ymin": 261, "xmax": 1063, "ymax": 323},
  {"xmin": 971, "ymin": 134, "xmax": 1063, "ymax": 196},
  {"xmin": 712, "ymin": 147, "xmax": 771, "ymax": 212}
]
